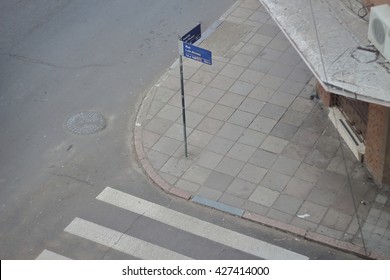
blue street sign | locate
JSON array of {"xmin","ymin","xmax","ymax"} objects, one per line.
[
  {"xmin": 182, "ymin": 42, "xmax": 212, "ymax": 65},
  {"xmin": 182, "ymin": 23, "xmax": 201, "ymax": 44}
]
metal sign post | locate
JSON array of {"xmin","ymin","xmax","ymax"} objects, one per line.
[
  {"xmin": 178, "ymin": 36, "xmax": 188, "ymax": 158},
  {"xmin": 178, "ymin": 23, "xmax": 212, "ymax": 158}
]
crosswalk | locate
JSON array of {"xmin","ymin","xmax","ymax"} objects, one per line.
[{"xmin": 36, "ymin": 187, "xmax": 308, "ymax": 260}]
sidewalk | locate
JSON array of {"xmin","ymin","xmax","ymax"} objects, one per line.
[{"xmin": 134, "ymin": 0, "xmax": 390, "ymax": 259}]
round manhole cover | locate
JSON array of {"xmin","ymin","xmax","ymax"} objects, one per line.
[{"xmin": 66, "ymin": 111, "xmax": 106, "ymax": 135}]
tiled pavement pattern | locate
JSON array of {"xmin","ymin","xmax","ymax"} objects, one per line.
[{"xmin": 136, "ymin": 0, "xmax": 390, "ymax": 258}]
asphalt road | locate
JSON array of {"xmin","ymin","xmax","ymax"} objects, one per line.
[{"xmin": 0, "ymin": 0, "xmax": 361, "ymax": 260}]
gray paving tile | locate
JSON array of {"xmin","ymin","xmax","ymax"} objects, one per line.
[
  {"xmin": 259, "ymin": 103, "xmax": 286, "ymax": 121},
  {"xmin": 249, "ymin": 148, "xmax": 277, "ymax": 169},
  {"xmin": 228, "ymin": 110, "xmax": 256, "ymax": 127},
  {"xmin": 147, "ymin": 150, "xmax": 170, "ymax": 170},
  {"xmin": 188, "ymin": 130, "xmax": 213, "ymax": 148},
  {"xmin": 294, "ymin": 163, "xmax": 323, "ymax": 183},
  {"xmin": 190, "ymin": 69, "xmax": 216, "ymax": 85},
  {"xmin": 230, "ymin": 53, "xmax": 256, "ymax": 67},
  {"xmin": 268, "ymin": 92, "xmax": 296, "ymax": 108},
  {"xmin": 238, "ymin": 129, "xmax": 267, "ymax": 147},
  {"xmin": 206, "ymin": 136, "xmax": 235, "ymax": 155},
  {"xmin": 148, "ymin": 100, "xmax": 165, "ymax": 116},
  {"xmin": 215, "ymin": 156, "xmax": 245, "ymax": 176},
  {"xmin": 267, "ymin": 209, "xmax": 294, "ymax": 224},
  {"xmin": 290, "ymin": 97, "xmax": 316, "ymax": 113},
  {"xmin": 276, "ymin": 51, "xmax": 302, "ymax": 67},
  {"xmin": 308, "ymin": 187, "xmax": 338, "ymax": 207},
  {"xmin": 175, "ymin": 179, "xmax": 200, "ymax": 193},
  {"xmin": 226, "ymin": 178, "xmax": 257, "ymax": 199},
  {"xmin": 184, "ymin": 81, "xmax": 206, "ymax": 97},
  {"xmin": 248, "ymin": 33, "xmax": 273, "ymax": 46},
  {"xmin": 239, "ymin": 69, "xmax": 265, "ymax": 85},
  {"xmin": 249, "ymin": 115, "xmax": 277, "ymax": 133},
  {"xmin": 239, "ymin": 43, "xmax": 263, "ymax": 56},
  {"xmin": 291, "ymin": 217, "xmax": 318, "ymax": 231},
  {"xmin": 315, "ymin": 135, "xmax": 341, "ymax": 155},
  {"xmin": 229, "ymin": 81, "xmax": 255, "ymax": 96},
  {"xmin": 278, "ymin": 79, "xmax": 306, "ymax": 96},
  {"xmin": 160, "ymin": 157, "xmax": 191, "ymax": 177},
  {"xmin": 249, "ymin": 186, "xmax": 280, "ymax": 207},
  {"xmin": 227, "ymin": 143, "xmax": 257, "ymax": 162},
  {"xmin": 249, "ymin": 11, "xmax": 270, "ymax": 23},
  {"xmin": 271, "ymin": 155, "xmax": 301, "ymax": 176},
  {"xmin": 268, "ymin": 63, "xmax": 295, "ymax": 79},
  {"xmin": 282, "ymin": 142, "xmax": 312, "ymax": 161},
  {"xmin": 154, "ymin": 87, "xmax": 176, "ymax": 102},
  {"xmin": 165, "ymin": 123, "xmax": 193, "ymax": 141},
  {"xmin": 258, "ymin": 48, "xmax": 283, "ymax": 62},
  {"xmin": 219, "ymin": 193, "xmax": 246, "ymax": 209},
  {"xmin": 283, "ymin": 177, "xmax": 315, "ymax": 199},
  {"xmin": 288, "ymin": 67, "xmax": 313, "ymax": 84},
  {"xmin": 238, "ymin": 163, "xmax": 268, "ymax": 184},
  {"xmin": 270, "ymin": 122, "xmax": 299, "ymax": 140},
  {"xmin": 209, "ymin": 75, "xmax": 236, "ymax": 91},
  {"xmin": 181, "ymin": 111, "xmax": 204, "ymax": 128},
  {"xmin": 207, "ymin": 104, "xmax": 235, "ymax": 121},
  {"xmin": 326, "ymin": 156, "xmax": 356, "ymax": 176},
  {"xmin": 261, "ymin": 170, "xmax": 291, "ymax": 192},
  {"xmin": 195, "ymin": 150, "xmax": 224, "ymax": 169},
  {"xmin": 145, "ymin": 117, "xmax": 173, "ymax": 134},
  {"xmin": 248, "ymin": 85, "xmax": 275, "ymax": 102},
  {"xmin": 260, "ymin": 74, "xmax": 285, "ymax": 90},
  {"xmin": 168, "ymin": 92, "xmax": 195, "ymax": 109},
  {"xmin": 304, "ymin": 149, "xmax": 334, "ymax": 169},
  {"xmin": 198, "ymin": 86, "xmax": 225, "ymax": 102},
  {"xmin": 260, "ymin": 135, "xmax": 288, "ymax": 154},
  {"xmin": 280, "ymin": 109, "xmax": 308, "ymax": 127},
  {"xmin": 257, "ymin": 23, "xmax": 280, "ymax": 37},
  {"xmin": 217, "ymin": 123, "xmax": 246, "ymax": 141},
  {"xmin": 239, "ymin": 97, "xmax": 265, "ymax": 114},
  {"xmin": 204, "ymin": 171, "xmax": 234, "ymax": 191},
  {"xmin": 182, "ymin": 165, "xmax": 212, "ymax": 185},
  {"xmin": 188, "ymin": 98, "xmax": 215, "ymax": 115},
  {"xmin": 267, "ymin": 38, "xmax": 291, "ymax": 52},
  {"xmin": 160, "ymin": 75, "xmax": 181, "ymax": 91},
  {"xmin": 197, "ymin": 187, "xmax": 223, "ymax": 201},
  {"xmin": 152, "ymin": 136, "xmax": 182, "ymax": 156},
  {"xmin": 296, "ymin": 200, "xmax": 328, "ymax": 224},
  {"xmin": 220, "ymin": 64, "xmax": 246, "ymax": 79},
  {"xmin": 173, "ymin": 144, "xmax": 202, "ymax": 159},
  {"xmin": 272, "ymin": 194, "xmax": 304, "ymax": 215},
  {"xmin": 159, "ymin": 172, "xmax": 178, "ymax": 185},
  {"xmin": 230, "ymin": 6, "xmax": 254, "ymax": 19},
  {"xmin": 143, "ymin": 130, "xmax": 161, "ymax": 148},
  {"xmin": 218, "ymin": 92, "xmax": 245, "ymax": 108},
  {"xmin": 322, "ymin": 208, "xmax": 353, "ymax": 232},
  {"xmin": 201, "ymin": 59, "xmax": 226, "ymax": 74},
  {"xmin": 316, "ymin": 170, "xmax": 347, "ymax": 191},
  {"xmin": 197, "ymin": 117, "xmax": 224, "ymax": 134},
  {"xmin": 291, "ymin": 128, "xmax": 320, "ymax": 148},
  {"xmin": 249, "ymin": 58, "xmax": 274, "ymax": 73}
]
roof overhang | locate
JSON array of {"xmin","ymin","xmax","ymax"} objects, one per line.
[{"xmin": 259, "ymin": 0, "xmax": 390, "ymax": 106}]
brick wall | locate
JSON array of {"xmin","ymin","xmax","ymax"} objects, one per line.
[
  {"xmin": 316, "ymin": 82, "xmax": 333, "ymax": 107},
  {"xmin": 363, "ymin": 0, "xmax": 390, "ymax": 7},
  {"xmin": 364, "ymin": 103, "xmax": 390, "ymax": 185}
]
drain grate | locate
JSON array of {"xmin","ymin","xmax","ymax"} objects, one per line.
[{"xmin": 66, "ymin": 111, "xmax": 106, "ymax": 135}]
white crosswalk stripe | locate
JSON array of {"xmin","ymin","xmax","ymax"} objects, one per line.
[
  {"xmin": 36, "ymin": 249, "xmax": 70, "ymax": 260},
  {"xmin": 97, "ymin": 187, "xmax": 309, "ymax": 260},
  {"xmin": 64, "ymin": 217, "xmax": 193, "ymax": 260}
]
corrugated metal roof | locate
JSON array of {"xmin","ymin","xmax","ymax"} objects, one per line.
[{"xmin": 260, "ymin": 0, "xmax": 390, "ymax": 106}]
